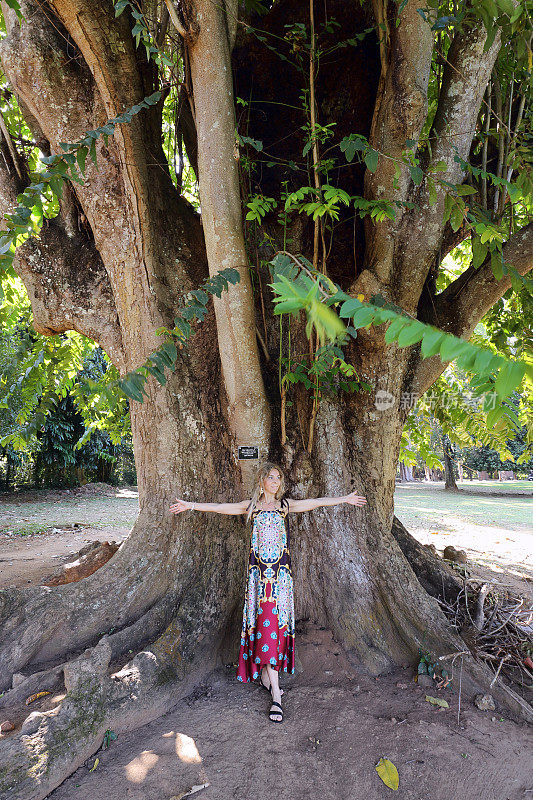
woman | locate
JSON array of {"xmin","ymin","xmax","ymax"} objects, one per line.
[{"xmin": 169, "ymin": 462, "xmax": 367, "ymax": 723}]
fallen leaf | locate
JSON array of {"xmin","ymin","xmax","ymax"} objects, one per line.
[
  {"xmin": 425, "ymin": 694, "xmax": 449, "ymax": 708},
  {"xmin": 170, "ymin": 784, "xmax": 210, "ymax": 799},
  {"xmin": 375, "ymin": 757, "xmax": 399, "ymax": 790},
  {"xmin": 25, "ymin": 692, "xmax": 50, "ymax": 705}
]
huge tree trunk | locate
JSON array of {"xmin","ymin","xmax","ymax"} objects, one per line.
[{"xmin": 1, "ymin": 0, "xmax": 532, "ymax": 797}]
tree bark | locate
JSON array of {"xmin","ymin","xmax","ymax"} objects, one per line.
[
  {"xmin": 186, "ymin": 0, "xmax": 271, "ymax": 485},
  {"xmin": 442, "ymin": 435, "xmax": 459, "ymax": 491},
  {"xmin": 0, "ymin": 0, "xmax": 247, "ymax": 715}
]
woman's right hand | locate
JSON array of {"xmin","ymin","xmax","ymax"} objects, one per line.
[{"xmin": 169, "ymin": 498, "xmax": 192, "ymax": 514}]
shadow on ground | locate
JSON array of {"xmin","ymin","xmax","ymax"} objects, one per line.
[{"xmin": 46, "ymin": 623, "xmax": 533, "ymax": 800}]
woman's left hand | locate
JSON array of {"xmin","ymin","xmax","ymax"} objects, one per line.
[{"xmin": 343, "ymin": 491, "xmax": 367, "ymax": 507}]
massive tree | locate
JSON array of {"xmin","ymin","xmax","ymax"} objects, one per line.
[{"xmin": 0, "ymin": 0, "xmax": 531, "ymax": 796}]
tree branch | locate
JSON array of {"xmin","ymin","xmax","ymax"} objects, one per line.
[
  {"xmin": 362, "ymin": 0, "xmax": 434, "ymax": 285},
  {"xmin": 1, "ymin": 0, "xmax": 207, "ymax": 372},
  {"xmin": 184, "ymin": 0, "xmax": 272, "ymax": 485},
  {"xmin": 394, "ymin": 20, "xmax": 501, "ymax": 307},
  {"xmin": 15, "ymin": 224, "xmax": 125, "ymax": 364},
  {"xmin": 0, "ymin": 90, "xmax": 124, "ymax": 363},
  {"xmin": 411, "ymin": 222, "xmax": 533, "ymax": 397}
]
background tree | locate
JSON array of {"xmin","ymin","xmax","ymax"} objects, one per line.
[
  {"xmin": 464, "ymin": 431, "xmax": 533, "ymax": 476},
  {"xmin": 0, "ymin": 0, "xmax": 532, "ymax": 794},
  {"xmin": 0, "ymin": 275, "xmax": 135, "ymax": 489},
  {"xmin": 399, "ymin": 364, "xmax": 531, "ymax": 484}
]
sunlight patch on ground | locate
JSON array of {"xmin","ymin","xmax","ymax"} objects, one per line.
[
  {"xmin": 125, "ymin": 750, "xmax": 159, "ymax": 783},
  {"xmin": 115, "ymin": 488, "xmax": 139, "ymax": 499},
  {"xmin": 161, "ymin": 731, "xmax": 203, "ymax": 763},
  {"xmin": 175, "ymin": 733, "xmax": 202, "ymax": 763}
]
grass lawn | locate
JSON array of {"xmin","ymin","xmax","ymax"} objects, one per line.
[{"xmin": 394, "ymin": 480, "xmax": 532, "ymax": 595}]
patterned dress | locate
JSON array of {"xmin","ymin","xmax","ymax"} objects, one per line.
[{"xmin": 236, "ymin": 498, "xmax": 296, "ymax": 682}]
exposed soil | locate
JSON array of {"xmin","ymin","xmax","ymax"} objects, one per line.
[
  {"xmin": 0, "ymin": 483, "xmax": 532, "ymax": 799},
  {"xmin": 42, "ymin": 624, "xmax": 533, "ymax": 800},
  {"xmin": 0, "ymin": 483, "xmax": 138, "ymax": 588}
]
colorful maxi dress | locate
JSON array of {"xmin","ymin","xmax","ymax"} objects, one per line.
[{"xmin": 236, "ymin": 498, "xmax": 295, "ymax": 682}]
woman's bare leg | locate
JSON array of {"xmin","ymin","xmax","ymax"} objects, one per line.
[
  {"xmin": 261, "ymin": 664, "xmax": 284, "ymax": 695},
  {"xmin": 266, "ymin": 664, "xmax": 283, "ymax": 720}
]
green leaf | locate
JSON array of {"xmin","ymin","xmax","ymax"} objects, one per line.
[
  {"xmin": 89, "ymin": 137, "xmax": 98, "ymax": 166},
  {"xmin": 221, "ymin": 267, "xmax": 240, "ymax": 284},
  {"xmin": 364, "ymin": 149, "xmax": 379, "ymax": 173},
  {"xmin": 339, "ymin": 134, "xmax": 367, "ymax": 162},
  {"xmin": 425, "ymin": 695, "xmax": 449, "ymax": 708},
  {"xmin": 480, "ymin": 226, "xmax": 493, "ymax": 244},
  {"xmin": 443, "ymin": 194, "xmax": 453, "ymax": 225},
  {"xmin": 114, "ymin": 0, "xmax": 129, "ymax": 15},
  {"xmin": 339, "ymin": 298, "xmax": 363, "ymax": 318},
  {"xmin": 490, "ymin": 249, "xmax": 504, "ymax": 280},
  {"xmin": 409, "ymin": 164, "xmax": 424, "ymax": 185},
  {"xmin": 471, "ymin": 237, "xmax": 488, "ymax": 269},
  {"xmin": 239, "ymin": 135, "xmax": 263, "ymax": 152},
  {"xmin": 496, "ymin": 0, "xmax": 515, "ymax": 15},
  {"xmin": 145, "ymin": 91, "xmax": 162, "ymax": 105},
  {"xmin": 191, "ymin": 289, "xmax": 209, "ymax": 305},
  {"xmin": 439, "ymin": 335, "xmax": 469, "ymax": 362},
  {"xmin": 160, "ymin": 340, "xmax": 177, "ymax": 365},
  {"xmin": 120, "ymin": 379, "xmax": 145, "ymax": 403},
  {"xmin": 310, "ymin": 300, "xmax": 346, "ymax": 341},
  {"xmin": 396, "ymin": 320, "xmax": 426, "ymax": 347},
  {"xmin": 483, "ymin": 21, "xmax": 497, "ymax": 52},
  {"xmin": 420, "ymin": 329, "xmax": 445, "ymax": 358},
  {"xmin": 384, "ymin": 316, "xmax": 409, "ymax": 343},
  {"xmin": 351, "ymin": 306, "xmax": 375, "ymax": 328},
  {"xmin": 273, "ymin": 299, "xmax": 303, "ymax": 314},
  {"xmin": 5, "ymin": 0, "xmax": 24, "ymax": 19},
  {"xmin": 128, "ymin": 372, "xmax": 149, "ymax": 395},
  {"xmin": 150, "ymin": 352, "xmax": 171, "ymax": 372},
  {"xmin": 481, "ymin": 0, "xmax": 498, "ymax": 15},
  {"xmin": 494, "ymin": 361, "xmax": 526, "ymax": 399},
  {"xmin": 76, "ymin": 147, "xmax": 88, "ymax": 176},
  {"xmin": 146, "ymin": 364, "xmax": 167, "ymax": 385},
  {"xmin": 455, "ymin": 185, "xmax": 478, "ymax": 196},
  {"xmin": 486, "ymin": 406, "xmax": 505, "ymax": 428},
  {"xmin": 473, "ymin": 348, "xmax": 497, "ymax": 375},
  {"xmin": 449, "ymin": 202, "xmax": 464, "ymax": 232},
  {"xmin": 49, "ymin": 176, "xmax": 64, "ymax": 199}
]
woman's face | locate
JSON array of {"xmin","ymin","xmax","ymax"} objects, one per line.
[{"xmin": 262, "ymin": 469, "xmax": 281, "ymax": 496}]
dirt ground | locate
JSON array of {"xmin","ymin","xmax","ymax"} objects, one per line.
[
  {"xmin": 47, "ymin": 625, "xmax": 533, "ymax": 800},
  {"xmin": 0, "ymin": 482, "xmax": 532, "ymax": 800},
  {"xmin": 394, "ymin": 481, "xmax": 533, "ymax": 599},
  {"xmin": 0, "ymin": 483, "xmax": 138, "ymax": 588}
]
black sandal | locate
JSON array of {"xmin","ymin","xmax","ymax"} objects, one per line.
[{"xmin": 269, "ymin": 700, "xmax": 283, "ymax": 723}]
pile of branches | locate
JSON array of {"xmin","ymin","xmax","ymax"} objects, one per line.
[{"xmin": 437, "ymin": 577, "xmax": 533, "ymax": 700}]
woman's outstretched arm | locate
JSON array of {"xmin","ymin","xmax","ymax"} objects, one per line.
[
  {"xmin": 286, "ymin": 490, "xmax": 367, "ymax": 513},
  {"xmin": 169, "ymin": 498, "xmax": 250, "ymax": 516}
]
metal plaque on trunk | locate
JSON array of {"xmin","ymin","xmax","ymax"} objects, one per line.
[{"xmin": 238, "ymin": 446, "xmax": 259, "ymax": 460}]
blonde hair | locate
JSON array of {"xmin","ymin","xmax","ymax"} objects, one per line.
[{"xmin": 246, "ymin": 462, "xmax": 285, "ymax": 523}]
